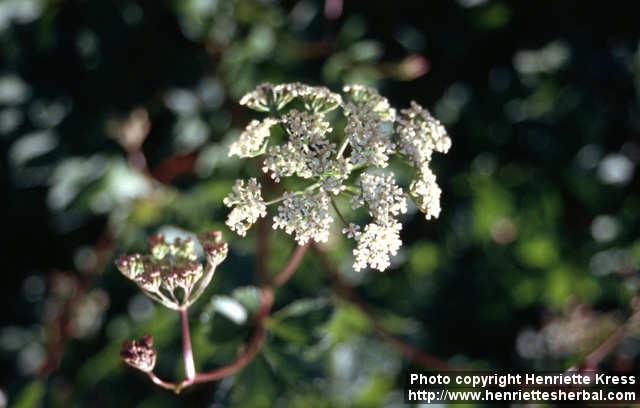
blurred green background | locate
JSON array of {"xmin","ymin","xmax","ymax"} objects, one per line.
[{"xmin": 1, "ymin": 0, "xmax": 640, "ymax": 406}]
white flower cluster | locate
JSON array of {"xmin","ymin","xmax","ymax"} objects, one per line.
[
  {"xmin": 347, "ymin": 172, "xmax": 407, "ymax": 271},
  {"xmin": 225, "ymin": 82, "xmax": 451, "ymax": 272},
  {"xmin": 351, "ymin": 222, "xmax": 403, "ymax": 272},
  {"xmin": 262, "ymin": 110, "xmax": 335, "ymax": 181},
  {"xmin": 273, "ymin": 191, "xmax": 332, "ymax": 245},
  {"xmin": 343, "ymin": 85, "xmax": 397, "ymax": 168},
  {"xmin": 229, "ymin": 118, "xmax": 278, "ymax": 158},
  {"xmin": 354, "ymin": 172, "xmax": 407, "ymax": 223},
  {"xmin": 239, "ymin": 82, "xmax": 342, "ymax": 113},
  {"xmin": 409, "ymin": 167, "xmax": 442, "ymax": 220},
  {"xmin": 396, "ymin": 102, "xmax": 451, "ymax": 219},
  {"xmin": 223, "ymin": 178, "xmax": 267, "ymax": 236},
  {"xmin": 397, "ymin": 101, "xmax": 451, "ymax": 167},
  {"xmin": 239, "ymin": 83, "xmax": 297, "ymax": 112}
]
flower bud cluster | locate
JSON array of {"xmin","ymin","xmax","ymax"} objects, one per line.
[
  {"xmin": 116, "ymin": 231, "xmax": 228, "ymax": 309},
  {"xmin": 121, "ymin": 334, "xmax": 156, "ymax": 373},
  {"xmin": 226, "ymin": 82, "xmax": 451, "ymax": 271},
  {"xmin": 223, "ymin": 178, "xmax": 267, "ymax": 236},
  {"xmin": 273, "ymin": 191, "xmax": 333, "ymax": 245}
]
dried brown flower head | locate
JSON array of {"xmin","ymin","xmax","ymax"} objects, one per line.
[
  {"xmin": 116, "ymin": 230, "xmax": 228, "ymax": 309},
  {"xmin": 121, "ymin": 334, "xmax": 156, "ymax": 373}
]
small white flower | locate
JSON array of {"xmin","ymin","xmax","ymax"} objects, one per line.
[
  {"xmin": 319, "ymin": 158, "xmax": 352, "ymax": 195},
  {"xmin": 344, "ymin": 110, "xmax": 396, "ymax": 168},
  {"xmin": 410, "ymin": 166, "xmax": 442, "ymax": 220},
  {"xmin": 281, "ymin": 108, "xmax": 333, "ymax": 139},
  {"xmin": 262, "ymin": 144, "xmax": 306, "ymax": 181},
  {"xmin": 262, "ymin": 110, "xmax": 336, "ymax": 181},
  {"xmin": 223, "ymin": 178, "xmax": 267, "ymax": 236},
  {"xmin": 397, "ymin": 101, "xmax": 451, "ymax": 167},
  {"xmin": 352, "ymin": 222, "xmax": 402, "ymax": 272},
  {"xmin": 229, "ymin": 118, "xmax": 278, "ymax": 158},
  {"xmin": 239, "ymin": 83, "xmax": 298, "ymax": 112},
  {"xmin": 272, "ymin": 191, "xmax": 333, "ymax": 245},
  {"xmin": 342, "ymin": 86, "xmax": 396, "ymax": 168},
  {"xmin": 294, "ymin": 84, "xmax": 342, "ymax": 113},
  {"xmin": 354, "ymin": 171, "xmax": 407, "ymax": 224},
  {"xmin": 342, "ymin": 222, "xmax": 361, "ymax": 239},
  {"xmin": 343, "ymin": 84, "xmax": 396, "ymax": 121}
]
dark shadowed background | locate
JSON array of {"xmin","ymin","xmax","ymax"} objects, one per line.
[{"xmin": 1, "ymin": 0, "xmax": 639, "ymax": 406}]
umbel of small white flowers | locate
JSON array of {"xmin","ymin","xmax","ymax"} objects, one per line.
[
  {"xmin": 225, "ymin": 83, "xmax": 451, "ymax": 272},
  {"xmin": 116, "ymin": 231, "xmax": 228, "ymax": 310}
]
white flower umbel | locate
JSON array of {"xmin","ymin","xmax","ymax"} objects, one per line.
[
  {"xmin": 262, "ymin": 110, "xmax": 335, "ymax": 181},
  {"xmin": 272, "ymin": 191, "xmax": 333, "ymax": 245},
  {"xmin": 343, "ymin": 84, "xmax": 396, "ymax": 121},
  {"xmin": 319, "ymin": 157, "xmax": 352, "ymax": 195},
  {"xmin": 223, "ymin": 178, "xmax": 267, "ymax": 236},
  {"xmin": 229, "ymin": 118, "xmax": 278, "ymax": 158},
  {"xmin": 410, "ymin": 165, "xmax": 442, "ymax": 220},
  {"xmin": 343, "ymin": 85, "xmax": 396, "ymax": 168},
  {"xmin": 295, "ymin": 84, "xmax": 342, "ymax": 113},
  {"xmin": 239, "ymin": 83, "xmax": 299, "ymax": 112},
  {"xmin": 227, "ymin": 82, "xmax": 452, "ymax": 271},
  {"xmin": 344, "ymin": 111, "xmax": 396, "ymax": 168},
  {"xmin": 352, "ymin": 222, "xmax": 402, "ymax": 272},
  {"xmin": 353, "ymin": 171, "xmax": 407, "ymax": 224},
  {"xmin": 397, "ymin": 101, "xmax": 451, "ymax": 167}
]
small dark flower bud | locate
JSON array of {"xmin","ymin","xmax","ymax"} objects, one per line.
[
  {"xmin": 140, "ymin": 333, "xmax": 154, "ymax": 348},
  {"xmin": 121, "ymin": 334, "xmax": 157, "ymax": 373}
]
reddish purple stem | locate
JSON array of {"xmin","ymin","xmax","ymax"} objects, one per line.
[{"xmin": 179, "ymin": 307, "xmax": 196, "ymax": 380}]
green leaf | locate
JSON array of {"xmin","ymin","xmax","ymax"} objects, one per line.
[
  {"xmin": 267, "ymin": 319, "xmax": 309, "ymax": 344},
  {"xmin": 232, "ymin": 286, "xmax": 261, "ymax": 314},
  {"xmin": 354, "ymin": 372, "xmax": 394, "ymax": 407},
  {"xmin": 210, "ymin": 295, "xmax": 248, "ymax": 324},
  {"xmin": 321, "ymin": 302, "xmax": 371, "ymax": 344},
  {"xmin": 11, "ymin": 380, "xmax": 45, "ymax": 408},
  {"xmin": 271, "ymin": 297, "xmax": 327, "ymax": 321}
]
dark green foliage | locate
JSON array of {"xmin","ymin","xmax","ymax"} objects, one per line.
[{"xmin": 1, "ymin": 0, "xmax": 639, "ymax": 406}]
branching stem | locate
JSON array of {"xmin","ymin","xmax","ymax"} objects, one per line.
[
  {"xmin": 312, "ymin": 244, "xmax": 452, "ymax": 370},
  {"xmin": 266, "ymin": 182, "xmax": 321, "ymax": 206},
  {"xmin": 146, "ymin": 244, "xmax": 309, "ymax": 393}
]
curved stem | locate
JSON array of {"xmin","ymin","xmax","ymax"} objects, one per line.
[
  {"xmin": 330, "ymin": 197, "xmax": 349, "ymax": 227},
  {"xmin": 272, "ymin": 244, "xmax": 309, "ymax": 286},
  {"xmin": 194, "ymin": 287, "xmax": 274, "ymax": 383},
  {"xmin": 146, "ymin": 244, "xmax": 309, "ymax": 393},
  {"xmin": 312, "ymin": 244, "xmax": 452, "ymax": 370},
  {"xmin": 567, "ymin": 300, "xmax": 640, "ymax": 372},
  {"xmin": 266, "ymin": 183, "xmax": 321, "ymax": 206},
  {"xmin": 147, "ymin": 372, "xmax": 178, "ymax": 391}
]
